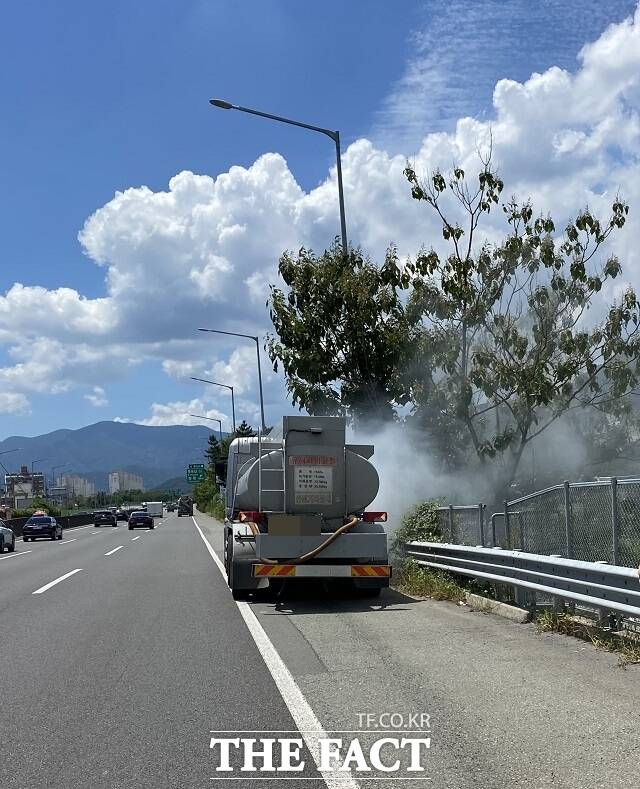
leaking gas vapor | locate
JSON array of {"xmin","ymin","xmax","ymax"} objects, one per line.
[
  {"xmin": 353, "ymin": 421, "xmax": 492, "ymax": 536},
  {"xmin": 352, "ymin": 405, "xmax": 625, "ymax": 537}
]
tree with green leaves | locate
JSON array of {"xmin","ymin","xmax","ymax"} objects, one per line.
[
  {"xmin": 205, "ymin": 434, "xmax": 221, "ymax": 469},
  {"xmin": 403, "ymin": 154, "xmax": 640, "ymax": 489},
  {"xmin": 267, "ymin": 243, "xmax": 420, "ymax": 424}
]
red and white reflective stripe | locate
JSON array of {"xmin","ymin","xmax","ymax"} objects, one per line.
[
  {"xmin": 252, "ymin": 564, "xmax": 391, "ymax": 579},
  {"xmin": 351, "ymin": 564, "xmax": 391, "ymax": 577},
  {"xmin": 254, "ymin": 564, "xmax": 296, "ymax": 577}
]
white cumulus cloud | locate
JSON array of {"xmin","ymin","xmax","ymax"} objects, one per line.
[
  {"xmin": 118, "ymin": 398, "xmax": 230, "ymax": 428},
  {"xmin": 84, "ymin": 386, "xmax": 108, "ymax": 407},
  {"xmin": 0, "ymin": 392, "xmax": 31, "ymax": 415}
]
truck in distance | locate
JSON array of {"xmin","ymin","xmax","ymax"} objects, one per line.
[
  {"xmin": 145, "ymin": 501, "xmax": 163, "ymax": 518},
  {"xmin": 177, "ymin": 496, "xmax": 193, "ymax": 517}
]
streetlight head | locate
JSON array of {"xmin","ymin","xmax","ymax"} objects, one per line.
[{"xmin": 210, "ymin": 98, "xmax": 234, "ymax": 110}]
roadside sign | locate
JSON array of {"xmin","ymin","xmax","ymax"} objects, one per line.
[{"xmin": 186, "ymin": 464, "xmax": 206, "ymax": 482}]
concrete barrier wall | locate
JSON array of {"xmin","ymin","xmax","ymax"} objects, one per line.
[{"xmin": 4, "ymin": 512, "xmax": 94, "ymax": 537}]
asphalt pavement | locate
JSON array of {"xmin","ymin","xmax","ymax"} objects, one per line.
[
  {"xmin": 0, "ymin": 513, "xmax": 323, "ymax": 788},
  {"xmin": 1, "ymin": 509, "xmax": 639, "ymax": 788}
]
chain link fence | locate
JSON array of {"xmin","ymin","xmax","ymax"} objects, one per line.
[
  {"xmin": 437, "ymin": 505, "xmax": 486, "ymax": 546},
  {"xmin": 436, "ymin": 477, "xmax": 640, "ymax": 569}
]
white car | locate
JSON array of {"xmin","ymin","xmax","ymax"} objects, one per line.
[{"xmin": 0, "ymin": 519, "xmax": 16, "ymax": 553}]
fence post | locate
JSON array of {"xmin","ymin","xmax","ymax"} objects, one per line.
[
  {"xmin": 448, "ymin": 505, "xmax": 454, "ymax": 542},
  {"xmin": 611, "ymin": 477, "xmax": 619, "ymax": 566},
  {"xmin": 504, "ymin": 500, "xmax": 510, "ymax": 548},
  {"xmin": 478, "ymin": 504, "xmax": 485, "ymax": 546},
  {"xmin": 563, "ymin": 480, "xmax": 573, "ymax": 559}
]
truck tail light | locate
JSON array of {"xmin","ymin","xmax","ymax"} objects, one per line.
[
  {"xmin": 362, "ymin": 511, "xmax": 387, "ymax": 522},
  {"xmin": 239, "ymin": 511, "xmax": 265, "ymax": 524}
]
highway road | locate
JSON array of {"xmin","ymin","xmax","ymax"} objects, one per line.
[{"xmin": 1, "ymin": 509, "xmax": 638, "ymax": 788}]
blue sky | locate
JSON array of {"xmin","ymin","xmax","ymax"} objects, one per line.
[{"xmin": 1, "ymin": 0, "xmax": 639, "ymax": 439}]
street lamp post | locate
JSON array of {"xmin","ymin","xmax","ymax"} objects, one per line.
[
  {"xmin": 210, "ymin": 98, "xmax": 348, "ymax": 256},
  {"xmin": 190, "ymin": 377, "xmax": 236, "ymax": 433},
  {"xmin": 189, "ymin": 414, "xmax": 223, "ymax": 445},
  {"xmin": 197, "ymin": 328, "xmax": 266, "ymax": 433},
  {"xmin": 51, "ymin": 463, "xmax": 69, "ymax": 489}
]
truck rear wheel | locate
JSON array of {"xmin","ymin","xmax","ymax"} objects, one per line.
[{"xmin": 226, "ymin": 532, "xmax": 250, "ymax": 600}]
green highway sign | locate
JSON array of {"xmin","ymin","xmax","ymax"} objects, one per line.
[{"xmin": 186, "ymin": 464, "xmax": 206, "ymax": 482}]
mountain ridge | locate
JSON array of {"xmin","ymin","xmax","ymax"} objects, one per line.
[{"xmin": 0, "ymin": 421, "xmax": 215, "ymax": 490}]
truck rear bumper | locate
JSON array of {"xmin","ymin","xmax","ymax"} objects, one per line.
[
  {"xmin": 253, "ymin": 563, "xmax": 391, "ymax": 579},
  {"xmin": 254, "ymin": 530, "xmax": 388, "ymax": 561}
]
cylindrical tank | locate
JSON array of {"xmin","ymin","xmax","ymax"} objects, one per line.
[{"xmin": 232, "ymin": 448, "xmax": 379, "ymax": 517}]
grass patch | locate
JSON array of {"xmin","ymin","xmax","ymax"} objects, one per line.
[
  {"xmin": 395, "ymin": 558, "xmax": 467, "ymax": 602},
  {"xmin": 536, "ymin": 610, "xmax": 640, "ymax": 667}
]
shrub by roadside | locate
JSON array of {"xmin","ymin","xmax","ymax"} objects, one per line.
[
  {"xmin": 12, "ymin": 499, "xmax": 62, "ymax": 518},
  {"xmin": 192, "ymin": 476, "xmax": 225, "ymax": 521},
  {"xmin": 204, "ymin": 493, "xmax": 225, "ymax": 521},
  {"xmin": 390, "ymin": 499, "xmax": 442, "ymax": 557},
  {"xmin": 392, "ymin": 498, "xmax": 495, "ymax": 602}
]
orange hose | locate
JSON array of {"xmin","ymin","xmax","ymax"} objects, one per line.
[{"xmin": 245, "ymin": 516, "xmax": 361, "ymax": 565}]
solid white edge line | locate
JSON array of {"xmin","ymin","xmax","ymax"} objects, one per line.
[
  {"xmin": 191, "ymin": 516, "xmax": 359, "ymax": 789},
  {"xmin": 0, "ymin": 550, "xmax": 32, "ymax": 561},
  {"xmin": 104, "ymin": 545, "xmax": 124, "ymax": 556},
  {"xmin": 32, "ymin": 568, "xmax": 83, "ymax": 594}
]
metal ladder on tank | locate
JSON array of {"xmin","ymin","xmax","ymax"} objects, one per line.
[{"xmin": 257, "ymin": 427, "xmax": 286, "ymax": 514}]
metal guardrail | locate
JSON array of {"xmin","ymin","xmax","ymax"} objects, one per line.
[{"xmin": 405, "ymin": 541, "xmax": 640, "ymax": 617}]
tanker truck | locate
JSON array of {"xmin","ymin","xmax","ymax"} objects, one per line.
[{"xmin": 221, "ymin": 415, "xmax": 390, "ymax": 598}]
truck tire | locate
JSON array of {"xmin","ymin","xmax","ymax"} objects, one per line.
[
  {"xmin": 225, "ymin": 532, "xmax": 234, "ymax": 589},
  {"xmin": 226, "ymin": 533, "xmax": 249, "ymax": 600}
]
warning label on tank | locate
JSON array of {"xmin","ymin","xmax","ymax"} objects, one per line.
[
  {"xmin": 294, "ymin": 465, "xmax": 333, "ymax": 505},
  {"xmin": 289, "ymin": 455, "xmax": 337, "ymax": 466}
]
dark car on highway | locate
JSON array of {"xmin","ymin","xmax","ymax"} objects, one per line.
[
  {"xmin": 22, "ymin": 515, "xmax": 63, "ymax": 542},
  {"xmin": 94, "ymin": 509, "xmax": 118, "ymax": 527},
  {"xmin": 128, "ymin": 510, "xmax": 154, "ymax": 530},
  {"xmin": 115, "ymin": 507, "xmax": 129, "ymax": 521}
]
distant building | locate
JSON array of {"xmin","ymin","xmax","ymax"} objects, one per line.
[
  {"xmin": 47, "ymin": 485, "xmax": 70, "ymax": 507},
  {"xmin": 4, "ymin": 465, "xmax": 45, "ymax": 506},
  {"xmin": 108, "ymin": 470, "xmax": 144, "ymax": 494},
  {"xmin": 57, "ymin": 474, "xmax": 96, "ymax": 498}
]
